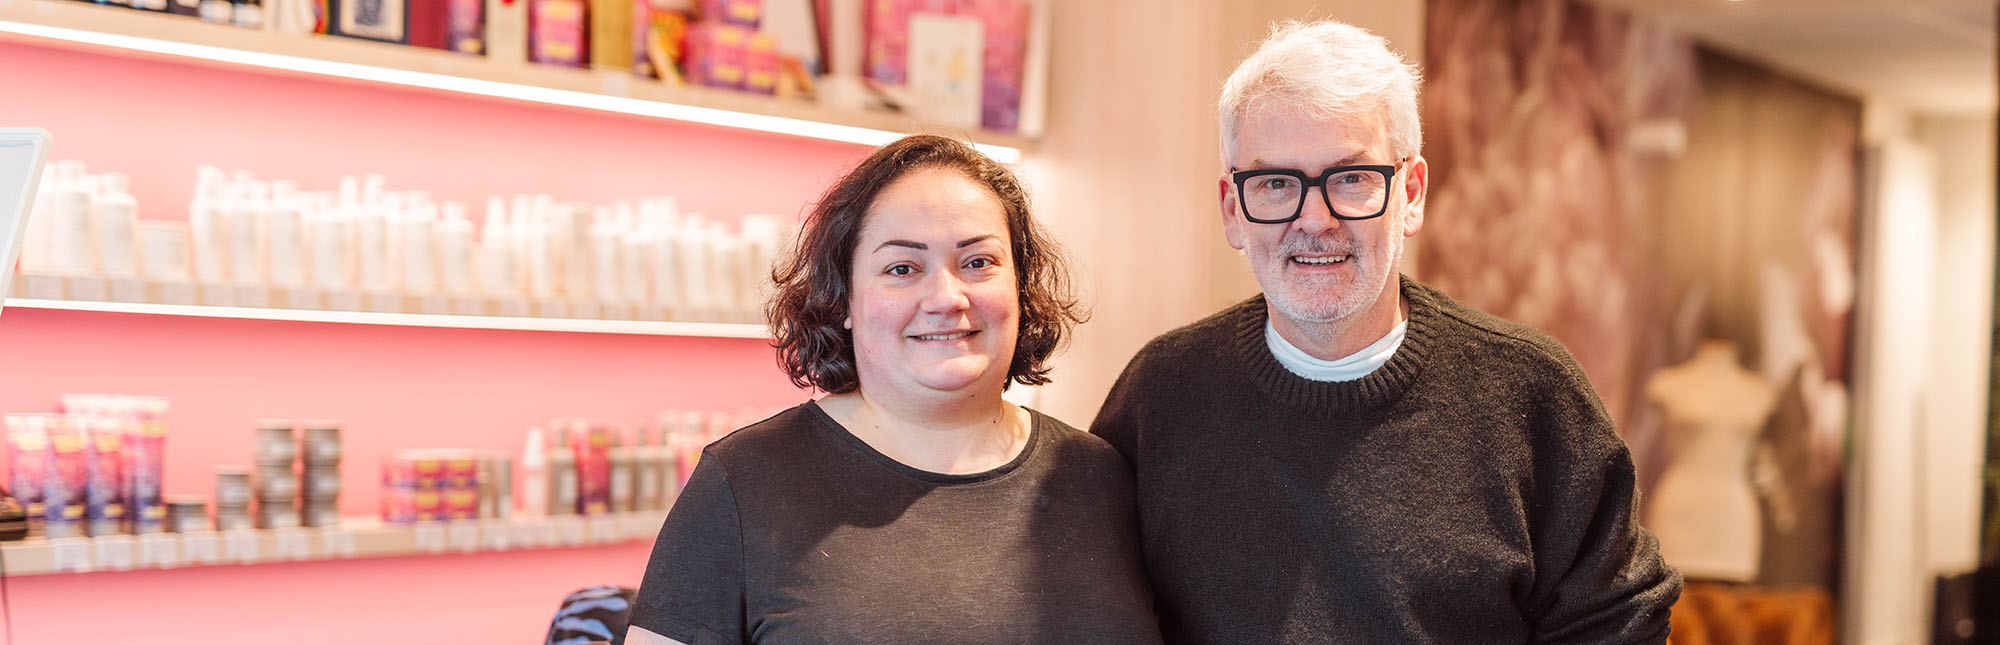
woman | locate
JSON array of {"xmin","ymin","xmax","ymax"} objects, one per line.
[{"xmin": 622, "ymin": 135, "xmax": 1160, "ymax": 644}]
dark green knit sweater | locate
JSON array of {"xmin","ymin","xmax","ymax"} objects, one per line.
[{"xmin": 1091, "ymin": 276, "xmax": 1681, "ymax": 643}]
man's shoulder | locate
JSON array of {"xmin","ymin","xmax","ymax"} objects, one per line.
[{"xmin": 1406, "ymin": 279, "xmax": 1591, "ymax": 385}]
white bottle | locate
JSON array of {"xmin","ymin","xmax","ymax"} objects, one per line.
[
  {"xmin": 188, "ymin": 167, "xmax": 229, "ymax": 283},
  {"xmin": 399, "ymin": 200, "xmax": 438, "ymax": 293},
  {"xmin": 225, "ymin": 180, "xmax": 266, "ymax": 284},
  {"xmin": 94, "ymin": 173, "xmax": 139, "ymax": 278},
  {"xmin": 616, "ymin": 203, "xmax": 650, "ymax": 304},
  {"xmin": 308, "ymin": 205, "xmax": 354, "ymax": 289},
  {"xmin": 676, "ymin": 219, "xmax": 713, "ymax": 320},
  {"xmin": 266, "ymin": 191, "xmax": 306, "ymax": 288},
  {"xmin": 46, "ymin": 175, "xmax": 97, "ymax": 275},
  {"xmin": 436, "ymin": 203, "xmax": 474, "ymax": 295},
  {"xmin": 549, "ymin": 426, "xmax": 577, "ymax": 516},
  {"xmin": 521, "ymin": 427, "xmax": 548, "ymax": 519},
  {"xmin": 137, "ymin": 222, "xmax": 191, "ymax": 280},
  {"xmin": 477, "ymin": 198, "xmax": 519, "ymax": 296},
  {"xmin": 590, "ymin": 206, "xmax": 622, "ymax": 302},
  {"xmin": 355, "ymin": 204, "xmax": 389, "ymax": 291},
  {"xmin": 523, "ymin": 209, "xmax": 556, "ymax": 299}
]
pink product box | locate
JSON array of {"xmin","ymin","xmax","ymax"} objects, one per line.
[
  {"xmin": 686, "ymin": 22, "xmax": 749, "ymax": 89},
  {"xmin": 960, "ymin": 0, "xmax": 1027, "ymax": 132},
  {"xmin": 84, "ymin": 419, "xmax": 128, "ymax": 533},
  {"xmin": 530, "ymin": 0, "xmax": 587, "ymax": 67},
  {"xmin": 7, "ymin": 415, "xmax": 50, "ymax": 523},
  {"xmin": 863, "ymin": 0, "xmax": 955, "ymax": 86},
  {"xmin": 444, "ymin": 454, "xmax": 478, "ymax": 490},
  {"xmin": 380, "ymin": 485, "xmax": 445, "ymax": 524},
  {"xmin": 44, "ymin": 417, "xmax": 88, "ymax": 537},
  {"xmin": 744, "ymin": 31, "xmax": 778, "ymax": 95},
  {"xmin": 697, "ymin": 0, "xmax": 758, "ymax": 28},
  {"xmin": 381, "ymin": 486, "xmax": 416, "ymax": 525},
  {"xmin": 443, "ymin": 487, "xmax": 478, "ymax": 521}
]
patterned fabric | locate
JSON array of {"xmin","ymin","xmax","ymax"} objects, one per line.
[{"xmin": 546, "ymin": 585, "xmax": 637, "ymax": 645}]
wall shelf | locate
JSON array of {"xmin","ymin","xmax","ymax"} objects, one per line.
[
  {"xmin": 0, "ymin": 0, "xmax": 1033, "ymax": 162},
  {"xmin": 6, "ymin": 274, "xmax": 772, "ymax": 338},
  {"xmin": 0, "ymin": 511, "xmax": 667, "ymax": 576}
]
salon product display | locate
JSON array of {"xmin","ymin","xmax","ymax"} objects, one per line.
[{"xmin": 15, "ymin": 162, "xmax": 790, "ymax": 324}]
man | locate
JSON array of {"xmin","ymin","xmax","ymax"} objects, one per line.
[{"xmin": 1091, "ymin": 19, "xmax": 1681, "ymax": 643}]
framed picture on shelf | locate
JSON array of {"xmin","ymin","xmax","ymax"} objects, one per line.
[{"xmin": 332, "ymin": 0, "xmax": 408, "ymax": 43}]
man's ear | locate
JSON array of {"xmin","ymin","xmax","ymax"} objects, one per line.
[
  {"xmin": 1220, "ymin": 175, "xmax": 1246, "ymax": 250},
  {"xmin": 1399, "ymin": 155, "xmax": 1429, "ymax": 238}
]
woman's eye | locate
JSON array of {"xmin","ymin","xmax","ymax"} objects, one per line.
[
  {"xmin": 887, "ymin": 264, "xmax": 916, "ymax": 276},
  {"xmin": 966, "ymin": 258, "xmax": 995, "ymax": 269}
]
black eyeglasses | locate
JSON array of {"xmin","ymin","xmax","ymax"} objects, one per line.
[{"xmin": 1230, "ymin": 163, "xmax": 1398, "ymax": 224}]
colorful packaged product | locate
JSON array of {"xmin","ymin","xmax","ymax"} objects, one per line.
[
  {"xmin": 448, "ymin": 0, "xmax": 484, "ymax": 53},
  {"xmin": 744, "ymin": 31, "xmax": 778, "ymax": 95},
  {"xmin": 572, "ymin": 422, "xmax": 611, "ymax": 516},
  {"xmin": 6, "ymin": 415, "xmax": 50, "ymax": 528},
  {"xmin": 686, "ymin": 22, "xmax": 749, "ymax": 89},
  {"xmin": 633, "ymin": 6, "xmax": 689, "ymax": 82},
  {"xmin": 697, "ymin": 0, "xmax": 758, "ymax": 28},
  {"xmin": 530, "ymin": 0, "xmax": 589, "ymax": 67},
  {"xmin": 124, "ymin": 398, "xmax": 169, "ymax": 534},
  {"xmin": 83, "ymin": 416, "xmax": 128, "ymax": 536},
  {"xmin": 44, "ymin": 416, "xmax": 88, "ymax": 538}
]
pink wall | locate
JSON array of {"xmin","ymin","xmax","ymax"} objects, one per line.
[{"xmin": 0, "ymin": 31, "xmax": 872, "ymax": 645}]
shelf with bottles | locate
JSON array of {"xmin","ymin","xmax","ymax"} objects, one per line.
[
  {"xmin": 9, "ymin": 161, "xmax": 783, "ymax": 338},
  {"xmin": 1, "ymin": 394, "xmax": 757, "ymax": 576},
  {"xmin": 0, "ymin": 0, "xmax": 1043, "ymax": 161},
  {"xmin": 0, "ymin": 512, "xmax": 670, "ymax": 576}
]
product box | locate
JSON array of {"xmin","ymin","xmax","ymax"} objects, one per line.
[
  {"xmin": 588, "ymin": 0, "xmax": 633, "ymax": 70},
  {"xmin": 413, "ymin": 453, "xmax": 445, "ymax": 490},
  {"xmin": 44, "ymin": 416, "xmax": 87, "ymax": 538},
  {"xmin": 124, "ymin": 399, "xmax": 169, "ymax": 534},
  {"xmin": 572, "ymin": 423, "xmax": 611, "ymax": 516},
  {"xmin": 685, "ymin": 22, "xmax": 748, "ymax": 89},
  {"xmin": 407, "ymin": 0, "xmax": 451, "ymax": 49},
  {"xmin": 380, "ymin": 482, "xmax": 416, "ymax": 525},
  {"xmin": 83, "ymin": 417, "xmax": 128, "ymax": 536},
  {"xmin": 632, "ymin": 5, "xmax": 689, "ymax": 81},
  {"xmin": 6, "ymin": 415, "xmax": 50, "ymax": 526},
  {"xmin": 697, "ymin": 0, "xmax": 758, "ymax": 28},
  {"xmin": 448, "ymin": 0, "xmax": 485, "ymax": 54},
  {"xmin": 442, "ymin": 487, "xmax": 478, "ymax": 521},
  {"xmin": 332, "ymin": 0, "xmax": 409, "ymax": 43},
  {"xmin": 743, "ymin": 31, "xmax": 778, "ymax": 95},
  {"xmin": 443, "ymin": 452, "xmax": 478, "ymax": 490},
  {"xmin": 530, "ymin": 0, "xmax": 588, "ymax": 67}
]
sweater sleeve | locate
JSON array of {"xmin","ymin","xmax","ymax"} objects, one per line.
[
  {"xmin": 1088, "ymin": 347, "xmax": 1152, "ymax": 468},
  {"xmin": 1524, "ymin": 362, "xmax": 1684, "ymax": 644},
  {"xmin": 623, "ymin": 453, "xmax": 748, "ymax": 645}
]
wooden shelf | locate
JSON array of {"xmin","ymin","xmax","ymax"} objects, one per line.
[
  {"xmin": 0, "ymin": 511, "xmax": 667, "ymax": 576},
  {"xmin": 6, "ymin": 274, "xmax": 772, "ymax": 338},
  {"xmin": 0, "ymin": 0, "xmax": 1035, "ymax": 160}
]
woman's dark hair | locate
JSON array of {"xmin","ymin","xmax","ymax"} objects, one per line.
[{"xmin": 767, "ymin": 134, "xmax": 1085, "ymax": 394}]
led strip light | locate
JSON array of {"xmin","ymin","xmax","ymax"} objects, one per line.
[{"xmin": 0, "ymin": 17, "xmax": 1024, "ymax": 163}]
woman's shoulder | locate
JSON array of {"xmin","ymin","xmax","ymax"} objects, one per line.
[{"xmin": 703, "ymin": 402, "xmax": 827, "ymax": 462}]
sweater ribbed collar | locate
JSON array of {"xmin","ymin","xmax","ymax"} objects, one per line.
[{"xmin": 1231, "ymin": 274, "xmax": 1438, "ymax": 416}]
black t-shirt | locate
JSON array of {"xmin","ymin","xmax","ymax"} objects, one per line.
[{"xmin": 624, "ymin": 401, "xmax": 1162, "ymax": 644}]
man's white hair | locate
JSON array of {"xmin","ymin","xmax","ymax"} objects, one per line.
[{"xmin": 1218, "ymin": 20, "xmax": 1423, "ymax": 166}]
